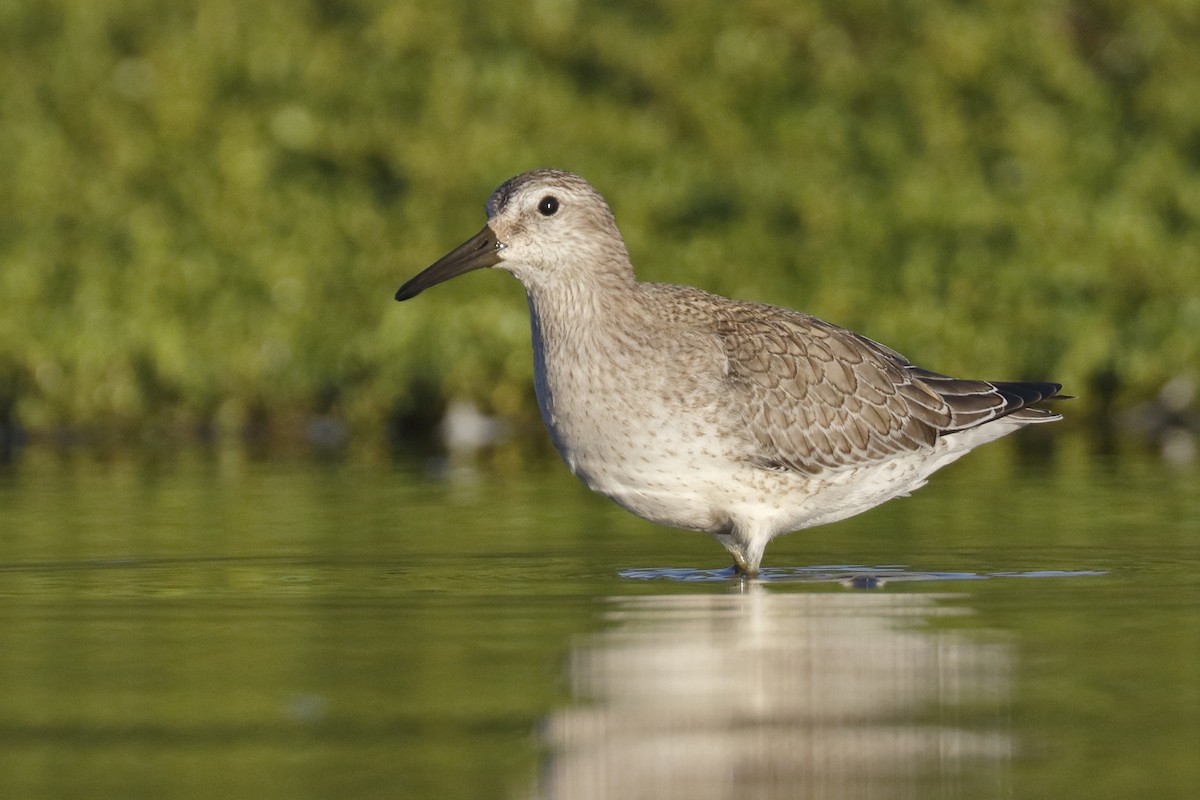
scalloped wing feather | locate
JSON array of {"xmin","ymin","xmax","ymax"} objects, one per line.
[{"xmin": 715, "ymin": 307, "xmax": 1062, "ymax": 475}]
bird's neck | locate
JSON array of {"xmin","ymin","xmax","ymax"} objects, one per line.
[
  {"xmin": 525, "ymin": 270, "xmax": 651, "ymax": 479},
  {"xmin": 518, "ymin": 226, "xmax": 635, "ymax": 317},
  {"xmin": 524, "ymin": 266, "xmax": 637, "ymax": 341}
]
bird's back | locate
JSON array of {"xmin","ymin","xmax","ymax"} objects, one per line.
[{"xmin": 637, "ymin": 282, "xmax": 1062, "ymax": 476}]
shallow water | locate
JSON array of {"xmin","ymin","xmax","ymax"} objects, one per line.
[{"xmin": 0, "ymin": 435, "xmax": 1197, "ymax": 799}]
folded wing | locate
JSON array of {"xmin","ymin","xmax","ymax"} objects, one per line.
[{"xmin": 715, "ymin": 307, "xmax": 1062, "ymax": 475}]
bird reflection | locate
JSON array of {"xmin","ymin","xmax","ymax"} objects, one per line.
[{"xmin": 537, "ymin": 587, "xmax": 1011, "ymax": 800}]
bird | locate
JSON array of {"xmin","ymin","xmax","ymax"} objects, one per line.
[{"xmin": 395, "ymin": 169, "xmax": 1064, "ymax": 575}]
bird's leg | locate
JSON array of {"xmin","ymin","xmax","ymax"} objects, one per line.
[
  {"xmin": 714, "ymin": 524, "xmax": 765, "ymax": 577},
  {"xmin": 733, "ymin": 559, "xmax": 760, "ymax": 578}
]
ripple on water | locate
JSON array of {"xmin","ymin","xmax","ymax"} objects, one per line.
[{"xmin": 618, "ymin": 565, "xmax": 1107, "ymax": 586}]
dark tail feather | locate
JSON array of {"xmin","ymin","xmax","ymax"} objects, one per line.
[
  {"xmin": 991, "ymin": 381, "xmax": 1064, "ymax": 405},
  {"xmin": 910, "ymin": 370, "xmax": 1068, "ymax": 429},
  {"xmin": 989, "ymin": 380, "xmax": 1066, "ymax": 424}
]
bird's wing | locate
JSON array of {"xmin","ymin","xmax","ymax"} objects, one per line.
[{"xmin": 714, "ymin": 306, "xmax": 1060, "ymax": 475}]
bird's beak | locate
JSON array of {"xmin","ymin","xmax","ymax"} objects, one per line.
[{"xmin": 395, "ymin": 225, "xmax": 505, "ymax": 301}]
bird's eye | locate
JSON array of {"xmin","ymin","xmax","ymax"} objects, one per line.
[{"xmin": 537, "ymin": 196, "xmax": 560, "ymax": 216}]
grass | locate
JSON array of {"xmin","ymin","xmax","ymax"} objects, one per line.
[{"xmin": 1, "ymin": 0, "xmax": 1197, "ymax": 444}]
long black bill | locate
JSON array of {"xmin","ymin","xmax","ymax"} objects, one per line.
[{"xmin": 395, "ymin": 225, "xmax": 504, "ymax": 301}]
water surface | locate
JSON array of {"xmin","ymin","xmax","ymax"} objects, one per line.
[{"xmin": 0, "ymin": 436, "xmax": 1197, "ymax": 799}]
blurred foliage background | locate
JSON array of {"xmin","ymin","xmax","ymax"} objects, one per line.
[{"xmin": 1, "ymin": 0, "xmax": 1198, "ymax": 449}]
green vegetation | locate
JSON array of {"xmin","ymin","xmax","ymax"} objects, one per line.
[{"xmin": 2, "ymin": 0, "xmax": 1198, "ymax": 444}]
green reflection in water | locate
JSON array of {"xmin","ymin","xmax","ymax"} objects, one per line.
[{"xmin": 0, "ymin": 437, "xmax": 1196, "ymax": 799}]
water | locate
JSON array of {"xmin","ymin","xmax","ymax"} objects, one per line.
[{"xmin": 0, "ymin": 436, "xmax": 1197, "ymax": 799}]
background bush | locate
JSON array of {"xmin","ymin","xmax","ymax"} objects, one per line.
[{"xmin": 2, "ymin": 0, "xmax": 1197, "ymax": 444}]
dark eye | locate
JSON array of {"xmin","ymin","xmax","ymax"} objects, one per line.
[{"xmin": 537, "ymin": 195, "xmax": 559, "ymax": 216}]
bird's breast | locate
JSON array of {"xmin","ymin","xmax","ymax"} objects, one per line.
[{"xmin": 528, "ymin": 305, "xmax": 736, "ymax": 527}]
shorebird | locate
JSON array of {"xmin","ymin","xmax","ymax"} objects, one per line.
[{"xmin": 396, "ymin": 169, "xmax": 1064, "ymax": 575}]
